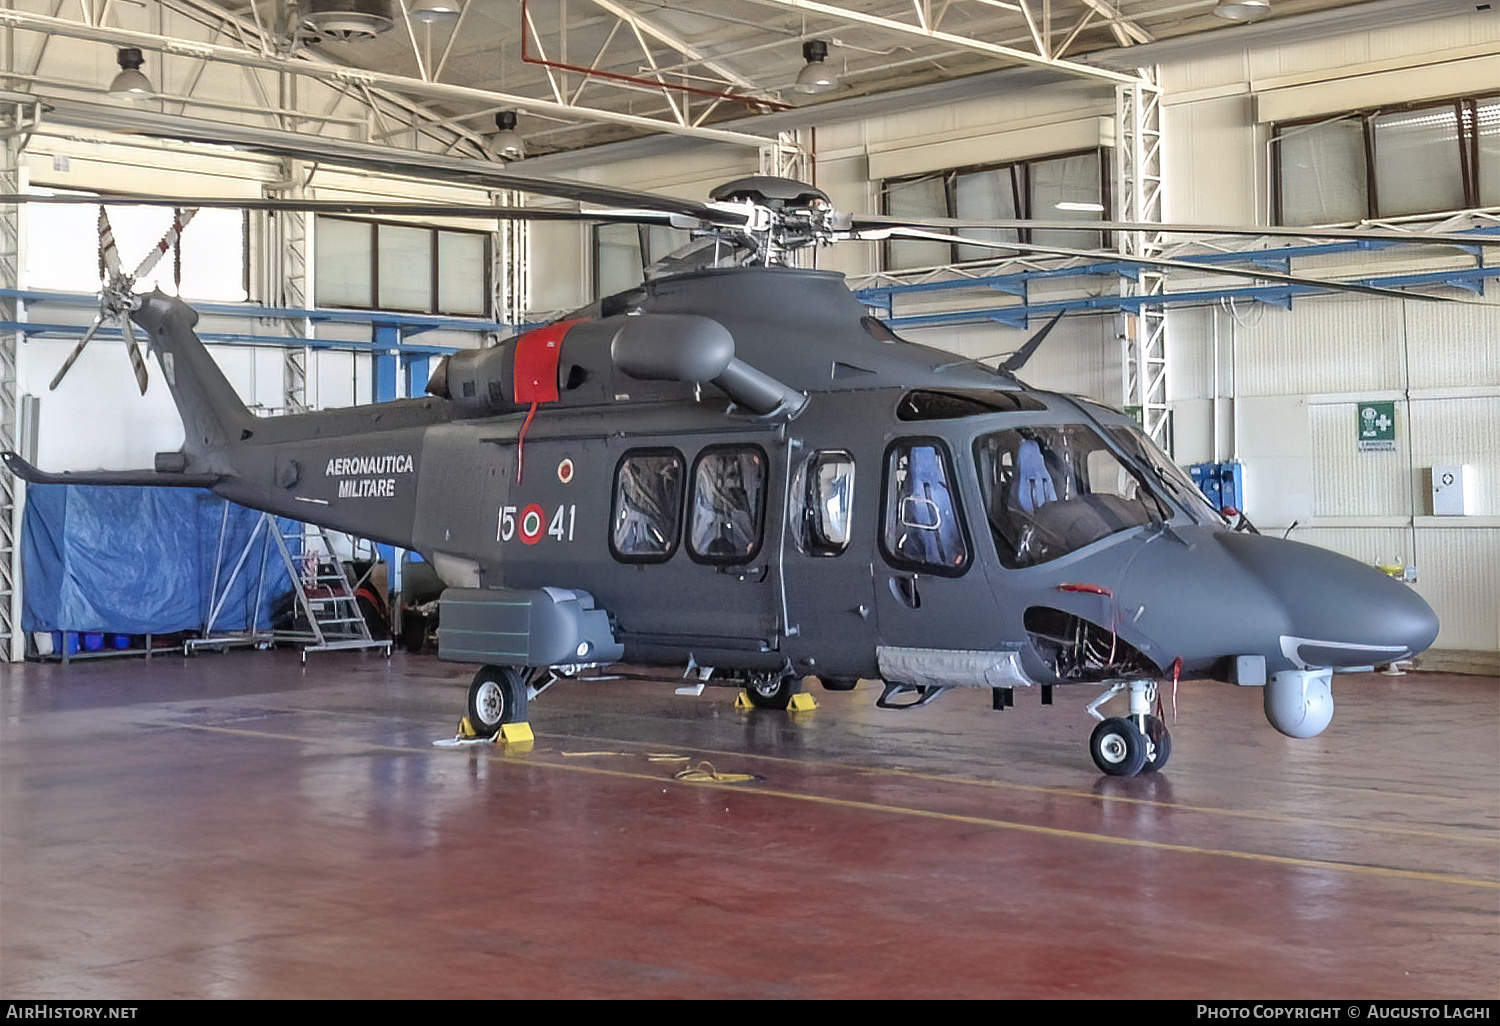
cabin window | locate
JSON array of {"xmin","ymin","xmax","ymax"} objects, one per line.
[
  {"xmin": 881, "ymin": 440, "xmax": 969, "ymax": 575},
  {"xmin": 897, "ymin": 389, "xmax": 1048, "ymax": 420},
  {"xmin": 611, "ymin": 449, "xmax": 684, "ymax": 562},
  {"xmin": 973, "ymin": 426, "xmax": 1163, "ymax": 569},
  {"xmin": 796, "ymin": 451, "xmax": 856, "ymax": 557},
  {"xmin": 688, "ymin": 445, "xmax": 767, "ymax": 563}
]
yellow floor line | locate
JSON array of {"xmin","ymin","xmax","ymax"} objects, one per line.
[
  {"xmin": 172, "ymin": 720, "xmax": 1499, "ymax": 891},
  {"xmin": 549, "ymin": 730, "xmax": 1499, "ymax": 845}
]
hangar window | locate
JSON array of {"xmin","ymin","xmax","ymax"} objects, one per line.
[
  {"xmin": 880, "ymin": 149, "xmax": 1110, "ymax": 271},
  {"xmin": 314, "ymin": 216, "xmax": 490, "ymax": 316},
  {"xmin": 881, "ymin": 439, "xmax": 969, "ymax": 575},
  {"xmin": 594, "ymin": 223, "xmax": 693, "ymax": 298},
  {"xmin": 688, "ymin": 445, "xmax": 767, "ymax": 564},
  {"xmin": 22, "ymin": 190, "xmax": 247, "ymax": 301},
  {"xmin": 1273, "ymin": 94, "xmax": 1500, "ymax": 224},
  {"xmin": 611, "ymin": 449, "xmax": 684, "ymax": 562}
]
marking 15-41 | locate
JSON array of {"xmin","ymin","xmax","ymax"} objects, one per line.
[{"xmin": 499, "ymin": 504, "xmax": 577, "ymax": 545}]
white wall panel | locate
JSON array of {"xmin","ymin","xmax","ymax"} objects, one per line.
[
  {"xmin": 1403, "ymin": 300, "xmax": 1500, "ymax": 392},
  {"xmin": 22, "ymin": 339, "xmax": 185, "ymax": 471},
  {"xmin": 1411, "ymin": 529, "xmax": 1500, "ymax": 652},
  {"xmin": 1309, "ymin": 402, "xmax": 1411, "ymax": 518},
  {"xmin": 313, "ymin": 351, "xmax": 355, "ymax": 411},
  {"xmin": 252, "ymin": 348, "xmax": 285, "ymax": 414},
  {"xmin": 1292, "ymin": 526, "xmax": 1414, "ymax": 572},
  {"xmin": 207, "ymin": 345, "xmax": 256, "ymax": 409},
  {"xmin": 1162, "ymin": 94, "xmax": 1260, "ymax": 225},
  {"xmin": 1232, "ymin": 298, "xmax": 1406, "ymax": 397},
  {"xmin": 1408, "ymin": 397, "xmax": 1500, "ymax": 517}
]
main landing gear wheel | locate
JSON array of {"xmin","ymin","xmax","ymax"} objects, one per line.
[
  {"xmin": 1090, "ymin": 717, "xmax": 1149, "ymax": 777},
  {"xmin": 744, "ymin": 672, "xmax": 796, "ymax": 710},
  {"xmin": 1141, "ymin": 714, "xmax": 1172, "ymax": 773},
  {"xmin": 467, "ymin": 665, "xmax": 530, "ymax": 737}
]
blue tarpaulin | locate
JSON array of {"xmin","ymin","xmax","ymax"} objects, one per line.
[{"xmin": 22, "ymin": 485, "xmax": 296, "ymax": 634}]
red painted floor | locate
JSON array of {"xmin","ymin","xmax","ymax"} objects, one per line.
[{"xmin": 2, "ymin": 649, "xmax": 1496, "ymax": 999}]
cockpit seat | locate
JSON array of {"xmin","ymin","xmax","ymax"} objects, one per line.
[{"xmin": 1014, "ymin": 438, "xmax": 1056, "ymax": 514}]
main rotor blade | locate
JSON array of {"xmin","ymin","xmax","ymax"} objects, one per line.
[
  {"xmin": 18, "ymin": 104, "xmax": 745, "ymax": 224},
  {"xmin": 122, "ymin": 315, "xmax": 150, "ymax": 395},
  {"xmin": 1, "ymin": 194, "xmax": 700, "ymax": 227},
  {"xmin": 851, "ymin": 213, "xmax": 1500, "ymax": 249},
  {"xmin": 48, "ymin": 314, "xmax": 107, "ymax": 391},
  {"xmin": 132, "ymin": 208, "xmax": 198, "ymax": 281},
  {"xmin": 870, "ymin": 227, "xmax": 1471, "ymax": 304}
]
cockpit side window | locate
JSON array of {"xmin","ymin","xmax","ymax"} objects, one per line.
[
  {"xmin": 881, "ymin": 439, "xmax": 969, "ymax": 576},
  {"xmin": 611, "ymin": 449, "xmax": 683, "ymax": 562},
  {"xmin": 688, "ymin": 445, "xmax": 767, "ymax": 564},
  {"xmin": 974, "ymin": 426, "xmax": 1161, "ymax": 568}
]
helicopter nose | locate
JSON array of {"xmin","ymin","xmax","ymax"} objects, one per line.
[{"xmin": 1214, "ymin": 532, "xmax": 1439, "ymax": 667}]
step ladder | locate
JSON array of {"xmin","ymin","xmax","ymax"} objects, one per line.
[
  {"xmin": 269, "ymin": 520, "xmax": 393, "ymax": 662},
  {"xmin": 186, "ymin": 509, "xmax": 391, "ymax": 661}
]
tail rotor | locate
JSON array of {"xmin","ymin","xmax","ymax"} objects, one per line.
[{"xmin": 48, "ymin": 204, "xmax": 198, "ymax": 396}]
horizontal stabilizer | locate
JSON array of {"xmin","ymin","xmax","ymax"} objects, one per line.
[{"xmin": 1, "ymin": 451, "xmax": 220, "ymax": 489}]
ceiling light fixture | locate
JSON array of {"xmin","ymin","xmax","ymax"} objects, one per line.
[
  {"xmin": 493, "ymin": 111, "xmax": 525, "ymax": 162},
  {"xmin": 794, "ymin": 40, "xmax": 839, "ymax": 95},
  {"xmin": 409, "ymin": 0, "xmax": 461, "ymax": 24},
  {"xmin": 302, "ymin": 0, "xmax": 396, "ymax": 41},
  {"xmin": 1056, "ymin": 201, "xmax": 1105, "ymax": 212},
  {"xmin": 1213, "ymin": 0, "xmax": 1272, "ymax": 22},
  {"xmin": 108, "ymin": 48, "xmax": 154, "ymax": 98}
]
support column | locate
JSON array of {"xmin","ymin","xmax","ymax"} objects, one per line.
[
  {"xmin": 758, "ymin": 129, "xmax": 807, "ymax": 181},
  {"xmin": 1116, "ymin": 72, "xmax": 1169, "ymax": 453},
  {"xmin": 267, "ymin": 157, "xmax": 312, "ymax": 412},
  {"xmin": 0, "ymin": 113, "xmax": 22, "ymax": 660},
  {"xmin": 759, "ymin": 129, "xmax": 811, "ymax": 267},
  {"xmin": 492, "ymin": 188, "xmax": 527, "ymax": 331}
]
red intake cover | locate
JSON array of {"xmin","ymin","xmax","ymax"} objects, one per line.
[{"xmin": 512, "ymin": 319, "xmax": 582, "ymax": 404}]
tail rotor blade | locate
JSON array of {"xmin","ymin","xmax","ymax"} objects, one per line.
[
  {"xmin": 122, "ymin": 315, "xmax": 150, "ymax": 395},
  {"xmin": 49, "ymin": 315, "xmax": 107, "ymax": 391},
  {"xmin": 97, "ymin": 206, "xmax": 122, "ymax": 280},
  {"xmin": 133, "ymin": 207, "xmax": 198, "ymax": 280}
]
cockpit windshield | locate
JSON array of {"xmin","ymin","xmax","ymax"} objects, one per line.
[
  {"xmin": 974, "ymin": 425, "xmax": 1166, "ymax": 568},
  {"xmin": 1104, "ymin": 425, "xmax": 1225, "ymax": 525}
]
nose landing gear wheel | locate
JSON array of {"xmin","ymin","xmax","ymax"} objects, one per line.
[
  {"xmin": 467, "ymin": 665, "xmax": 530, "ymax": 737},
  {"xmin": 1090, "ymin": 716, "xmax": 1149, "ymax": 777},
  {"xmin": 1141, "ymin": 714, "xmax": 1172, "ymax": 772}
]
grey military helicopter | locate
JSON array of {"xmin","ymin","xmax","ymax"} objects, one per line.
[{"xmin": 4, "ymin": 170, "xmax": 1458, "ymax": 777}]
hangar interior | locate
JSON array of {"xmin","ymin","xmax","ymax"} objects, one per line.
[{"xmin": 0, "ymin": 0, "xmax": 1497, "ymax": 1001}]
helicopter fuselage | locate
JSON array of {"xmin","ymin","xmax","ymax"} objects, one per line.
[
  {"xmin": 8, "ymin": 262, "xmax": 1435, "ymax": 772},
  {"xmin": 164, "ymin": 265, "xmax": 1436, "ymax": 697}
]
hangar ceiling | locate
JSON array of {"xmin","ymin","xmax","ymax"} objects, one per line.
[{"xmin": 0, "ymin": 0, "xmax": 1476, "ymax": 162}]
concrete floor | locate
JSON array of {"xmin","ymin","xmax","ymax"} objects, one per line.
[{"xmin": 1, "ymin": 649, "xmax": 1496, "ymax": 999}]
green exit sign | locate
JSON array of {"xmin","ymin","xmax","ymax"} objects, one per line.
[{"xmin": 1357, "ymin": 401, "xmax": 1397, "ymax": 452}]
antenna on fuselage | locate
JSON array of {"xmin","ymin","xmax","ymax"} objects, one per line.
[{"xmin": 995, "ymin": 309, "xmax": 1067, "ymax": 376}]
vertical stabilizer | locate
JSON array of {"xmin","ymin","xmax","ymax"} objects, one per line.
[{"xmin": 130, "ymin": 290, "xmax": 254, "ymax": 470}]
